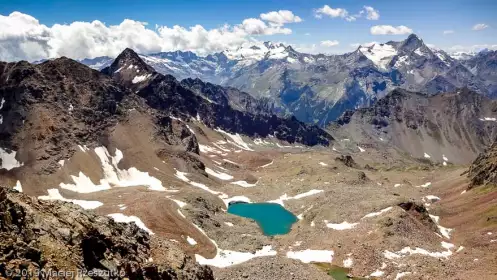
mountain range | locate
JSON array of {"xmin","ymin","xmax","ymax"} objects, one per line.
[
  {"xmin": 80, "ymin": 34, "xmax": 497, "ymax": 126},
  {"xmin": 3, "ymin": 40, "xmax": 497, "ymax": 279}
]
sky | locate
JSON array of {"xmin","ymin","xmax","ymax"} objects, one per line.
[{"xmin": 0, "ymin": 0, "xmax": 496, "ymax": 61}]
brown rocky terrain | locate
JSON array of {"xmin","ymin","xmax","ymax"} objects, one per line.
[{"xmin": 0, "ymin": 186, "xmax": 214, "ymax": 279}]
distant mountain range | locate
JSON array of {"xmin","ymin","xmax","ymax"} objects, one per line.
[{"xmin": 79, "ymin": 34, "xmax": 497, "ymax": 126}]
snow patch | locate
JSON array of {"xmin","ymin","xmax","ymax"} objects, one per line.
[
  {"xmin": 187, "ymin": 236, "xmax": 197, "ymax": 245},
  {"xmin": 13, "ymin": 180, "xmax": 22, "ymax": 192},
  {"xmin": 324, "ymin": 221, "xmax": 358, "ymax": 230},
  {"xmin": 231, "ymin": 180, "xmax": 257, "ymax": 188},
  {"xmin": 0, "ymin": 148, "xmax": 23, "ymax": 170},
  {"xmin": 480, "ymin": 117, "xmax": 497, "ymax": 122},
  {"xmin": 343, "ymin": 257, "xmax": 353, "ymax": 268},
  {"xmin": 383, "ymin": 241, "xmax": 454, "ymax": 259},
  {"xmin": 170, "ymin": 198, "xmax": 187, "ymax": 208},
  {"xmin": 416, "ymin": 182, "xmax": 432, "ymax": 188},
  {"xmin": 429, "ymin": 214, "xmax": 453, "ymax": 239},
  {"xmin": 358, "ymin": 146, "xmax": 365, "ymax": 152},
  {"xmin": 224, "ymin": 222, "xmax": 234, "ymax": 227},
  {"xmin": 268, "ymin": 190, "xmax": 324, "ymax": 206},
  {"xmin": 215, "ymin": 128, "xmax": 254, "ymax": 151},
  {"xmin": 131, "ymin": 74, "xmax": 152, "ymax": 84},
  {"xmin": 196, "ymin": 245, "xmax": 276, "ymax": 268},
  {"xmin": 319, "ymin": 162, "xmax": 328, "ymax": 166},
  {"xmin": 370, "ymin": 270, "xmax": 384, "ymax": 277},
  {"xmin": 260, "ymin": 160, "xmax": 274, "ymax": 168},
  {"xmin": 206, "ymin": 167, "xmax": 233, "ymax": 180},
  {"xmin": 362, "ymin": 207, "xmax": 393, "ymax": 219},
  {"xmin": 286, "ymin": 249, "xmax": 334, "ymax": 263},
  {"xmin": 38, "ymin": 189, "xmax": 103, "ymax": 210},
  {"xmin": 61, "ymin": 147, "xmax": 166, "ymax": 193},
  {"xmin": 424, "ymin": 152, "xmax": 431, "ymax": 159}
]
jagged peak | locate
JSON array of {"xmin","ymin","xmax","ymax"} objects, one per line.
[
  {"xmin": 400, "ymin": 33, "xmax": 426, "ymax": 52},
  {"xmin": 102, "ymin": 48, "xmax": 156, "ymax": 84}
]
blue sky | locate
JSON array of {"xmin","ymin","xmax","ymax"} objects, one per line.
[{"xmin": 0, "ymin": 0, "xmax": 496, "ymax": 60}]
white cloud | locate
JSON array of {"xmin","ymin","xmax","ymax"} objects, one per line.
[
  {"xmin": 370, "ymin": 25, "xmax": 413, "ymax": 35},
  {"xmin": 363, "ymin": 6, "xmax": 380, "ymax": 20},
  {"xmin": 321, "ymin": 40, "xmax": 340, "ymax": 47},
  {"xmin": 304, "ymin": 33, "xmax": 311, "ymax": 36},
  {"xmin": 472, "ymin": 23, "xmax": 489, "ymax": 31},
  {"xmin": 443, "ymin": 30, "xmax": 455, "ymax": 35},
  {"xmin": 315, "ymin": 5, "xmax": 379, "ymax": 22},
  {"xmin": 314, "ymin": 5, "xmax": 349, "ymax": 19},
  {"xmin": 238, "ymin": 18, "xmax": 291, "ymax": 35},
  {"xmin": 0, "ymin": 11, "xmax": 295, "ymax": 62},
  {"xmin": 260, "ymin": 10, "xmax": 302, "ymax": 26}
]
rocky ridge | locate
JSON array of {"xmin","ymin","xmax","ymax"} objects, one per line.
[{"xmin": 330, "ymin": 87, "xmax": 497, "ymax": 164}]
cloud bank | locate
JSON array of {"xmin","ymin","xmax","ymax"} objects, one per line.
[{"xmin": 0, "ymin": 10, "xmax": 302, "ymax": 62}]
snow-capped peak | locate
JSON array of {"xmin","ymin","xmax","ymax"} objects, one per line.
[
  {"xmin": 224, "ymin": 42, "xmax": 294, "ymax": 61},
  {"xmin": 359, "ymin": 43, "xmax": 398, "ymax": 70}
]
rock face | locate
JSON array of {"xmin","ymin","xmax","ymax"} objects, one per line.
[
  {"xmin": 180, "ymin": 78, "xmax": 273, "ymax": 116},
  {"xmin": 82, "ymin": 36, "xmax": 497, "ymax": 126},
  {"xmin": 0, "ymin": 187, "xmax": 214, "ymax": 280},
  {"xmin": 467, "ymin": 142, "xmax": 497, "ymax": 188},
  {"xmin": 331, "ymin": 88, "xmax": 497, "ymax": 164},
  {"xmin": 461, "ymin": 50, "xmax": 497, "ymax": 98}
]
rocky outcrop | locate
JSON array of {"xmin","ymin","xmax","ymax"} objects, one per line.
[
  {"xmin": 0, "ymin": 187, "xmax": 214, "ymax": 280},
  {"xmin": 467, "ymin": 142, "xmax": 497, "ymax": 188},
  {"xmin": 335, "ymin": 155, "xmax": 359, "ymax": 168},
  {"xmin": 398, "ymin": 201, "xmax": 439, "ymax": 233}
]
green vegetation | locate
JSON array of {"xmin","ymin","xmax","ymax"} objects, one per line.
[{"xmin": 313, "ymin": 263, "xmax": 368, "ymax": 280}]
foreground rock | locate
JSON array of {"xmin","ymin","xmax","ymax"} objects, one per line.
[{"xmin": 0, "ymin": 187, "xmax": 214, "ymax": 280}]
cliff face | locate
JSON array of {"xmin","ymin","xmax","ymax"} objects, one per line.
[
  {"xmin": 467, "ymin": 142, "xmax": 497, "ymax": 188},
  {"xmin": 0, "ymin": 187, "xmax": 214, "ymax": 280}
]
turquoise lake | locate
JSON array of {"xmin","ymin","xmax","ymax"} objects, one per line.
[{"xmin": 227, "ymin": 202, "xmax": 298, "ymax": 236}]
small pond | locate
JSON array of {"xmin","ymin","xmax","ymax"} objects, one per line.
[{"xmin": 227, "ymin": 202, "xmax": 298, "ymax": 236}]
